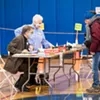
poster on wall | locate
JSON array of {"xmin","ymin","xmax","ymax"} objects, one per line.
[{"xmin": 95, "ymin": 7, "xmax": 100, "ymax": 14}]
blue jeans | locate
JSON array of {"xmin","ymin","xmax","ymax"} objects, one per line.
[{"xmin": 92, "ymin": 52, "xmax": 100, "ymax": 87}]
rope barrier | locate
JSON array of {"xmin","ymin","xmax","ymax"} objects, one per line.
[
  {"xmin": 0, "ymin": 27, "xmax": 84, "ymax": 34},
  {"xmin": 0, "ymin": 27, "xmax": 14, "ymax": 31}
]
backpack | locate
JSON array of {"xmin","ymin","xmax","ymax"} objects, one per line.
[{"xmin": 84, "ymin": 24, "xmax": 92, "ymax": 49}]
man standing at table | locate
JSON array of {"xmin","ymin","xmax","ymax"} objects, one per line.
[
  {"xmin": 4, "ymin": 26, "xmax": 34, "ymax": 92},
  {"xmin": 15, "ymin": 14, "xmax": 52, "ymax": 49}
]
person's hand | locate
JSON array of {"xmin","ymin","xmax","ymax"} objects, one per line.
[
  {"xmin": 28, "ymin": 45, "xmax": 34, "ymax": 51},
  {"xmin": 22, "ymin": 49, "xmax": 29, "ymax": 53},
  {"xmin": 90, "ymin": 51, "xmax": 95, "ymax": 55},
  {"xmin": 50, "ymin": 45, "xmax": 55, "ymax": 49}
]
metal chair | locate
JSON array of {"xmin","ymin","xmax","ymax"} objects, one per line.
[{"xmin": 0, "ymin": 55, "xmax": 18, "ymax": 100}]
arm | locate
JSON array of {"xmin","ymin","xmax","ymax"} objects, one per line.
[
  {"xmin": 42, "ymin": 39, "xmax": 54, "ymax": 48},
  {"xmin": 90, "ymin": 22, "xmax": 100, "ymax": 53},
  {"xmin": 8, "ymin": 37, "xmax": 22, "ymax": 54},
  {"xmin": 41, "ymin": 31, "xmax": 54, "ymax": 48},
  {"xmin": 14, "ymin": 25, "xmax": 25, "ymax": 37}
]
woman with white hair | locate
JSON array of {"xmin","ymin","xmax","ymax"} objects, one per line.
[{"xmin": 32, "ymin": 14, "xmax": 43, "ymax": 28}]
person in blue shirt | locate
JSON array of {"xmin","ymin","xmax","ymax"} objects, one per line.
[
  {"xmin": 14, "ymin": 14, "xmax": 53, "ymax": 85},
  {"xmin": 15, "ymin": 14, "xmax": 53, "ymax": 50}
]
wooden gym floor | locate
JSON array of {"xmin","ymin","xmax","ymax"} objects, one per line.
[{"xmin": 0, "ymin": 57, "xmax": 100, "ymax": 100}]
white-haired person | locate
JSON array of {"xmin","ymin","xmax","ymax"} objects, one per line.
[{"xmin": 14, "ymin": 14, "xmax": 53, "ymax": 85}]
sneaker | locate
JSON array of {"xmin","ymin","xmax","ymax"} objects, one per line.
[
  {"xmin": 86, "ymin": 87, "xmax": 100, "ymax": 93},
  {"xmin": 15, "ymin": 85, "xmax": 30, "ymax": 92},
  {"xmin": 15, "ymin": 83, "xmax": 30, "ymax": 92}
]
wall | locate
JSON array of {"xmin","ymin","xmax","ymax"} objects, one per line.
[{"xmin": 0, "ymin": 0, "xmax": 100, "ymax": 55}]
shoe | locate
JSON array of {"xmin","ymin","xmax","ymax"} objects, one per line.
[
  {"xmin": 39, "ymin": 73, "xmax": 49, "ymax": 85},
  {"xmin": 22, "ymin": 87, "xmax": 30, "ymax": 92},
  {"xmin": 16, "ymin": 86, "xmax": 30, "ymax": 92},
  {"xmin": 86, "ymin": 87, "xmax": 100, "ymax": 93},
  {"xmin": 15, "ymin": 83, "xmax": 30, "ymax": 92}
]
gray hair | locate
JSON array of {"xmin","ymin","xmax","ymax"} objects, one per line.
[{"xmin": 32, "ymin": 14, "xmax": 43, "ymax": 23}]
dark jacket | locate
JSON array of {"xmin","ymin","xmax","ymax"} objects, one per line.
[
  {"xmin": 84, "ymin": 16, "xmax": 100, "ymax": 49},
  {"xmin": 90, "ymin": 19, "xmax": 100, "ymax": 52},
  {"xmin": 4, "ymin": 35, "xmax": 26, "ymax": 74}
]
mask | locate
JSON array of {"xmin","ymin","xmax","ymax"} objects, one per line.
[
  {"xmin": 28, "ymin": 33, "xmax": 32, "ymax": 39},
  {"xmin": 35, "ymin": 23, "xmax": 41, "ymax": 28},
  {"xmin": 35, "ymin": 23, "xmax": 44, "ymax": 30}
]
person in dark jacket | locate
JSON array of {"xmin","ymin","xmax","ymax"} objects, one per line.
[
  {"xmin": 84, "ymin": 11, "xmax": 100, "ymax": 93},
  {"xmin": 84, "ymin": 10, "xmax": 96, "ymax": 49},
  {"xmin": 4, "ymin": 25, "xmax": 34, "ymax": 92}
]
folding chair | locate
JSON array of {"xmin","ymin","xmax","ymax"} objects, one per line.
[{"xmin": 0, "ymin": 55, "xmax": 18, "ymax": 100}]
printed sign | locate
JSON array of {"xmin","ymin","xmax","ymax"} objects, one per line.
[
  {"xmin": 44, "ymin": 48, "xmax": 59, "ymax": 55},
  {"xmin": 40, "ymin": 23, "xmax": 44, "ymax": 30},
  {"xmin": 74, "ymin": 23, "xmax": 82, "ymax": 31},
  {"xmin": 95, "ymin": 7, "xmax": 100, "ymax": 14}
]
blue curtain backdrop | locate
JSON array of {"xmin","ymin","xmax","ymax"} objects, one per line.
[{"xmin": 0, "ymin": 0, "xmax": 100, "ymax": 55}]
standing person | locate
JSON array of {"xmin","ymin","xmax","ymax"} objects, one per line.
[
  {"xmin": 84, "ymin": 10, "xmax": 96, "ymax": 49},
  {"xmin": 84, "ymin": 11, "xmax": 100, "ymax": 93},
  {"xmin": 15, "ymin": 14, "xmax": 52, "ymax": 49},
  {"xmin": 4, "ymin": 26, "xmax": 34, "ymax": 92},
  {"xmin": 15, "ymin": 14, "xmax": 53, "ymax": 85}
]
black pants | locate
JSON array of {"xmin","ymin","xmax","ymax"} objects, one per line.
[
  {"xmin": 15, "ymin": 58, "xmax": 38, "ymax": 89},
  {"xmin": 29, "ymin": 58, "xmax": 38, "ymax": 85}
]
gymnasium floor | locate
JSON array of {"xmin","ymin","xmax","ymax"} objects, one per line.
[{"xmin": 0, "ymin": 57, "xmax": 100, "ymax": 100}]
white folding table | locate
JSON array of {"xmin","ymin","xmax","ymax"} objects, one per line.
[{"xmin": 12, "ymin": 46, "xmax": 85, "ymax": 92}]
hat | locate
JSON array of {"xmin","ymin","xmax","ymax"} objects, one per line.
[{"xmin": 84, "ymin": 11, "xmax": 95, "ymax": 19}]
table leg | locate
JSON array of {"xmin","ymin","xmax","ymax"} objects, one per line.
[
  {"xmin": 44, "ymin": 58, "xmax": 53, "ymax": 88},
  {"xmin": 22, "ymin": 58, "xmax": 30, "ymax": 92},
  {"xmin": 62, "ymin": 57, "xmax": 70, "ymax": 86}
]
